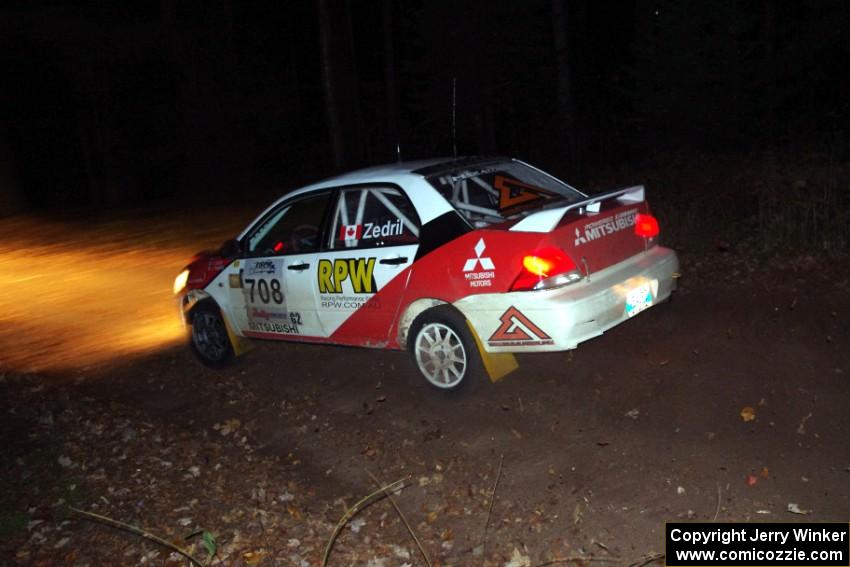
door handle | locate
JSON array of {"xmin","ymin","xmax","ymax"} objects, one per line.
[
  {"xmin": 287, "ymin": 262, "xmax": 310, "ymax": 271},
  {"xmin": 379, "ymin": 256, "xmax": 408, "ymax": 265}
]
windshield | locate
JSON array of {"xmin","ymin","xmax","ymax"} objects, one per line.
[{"xmin": 423, "ymin": 160, "xmax": 584, "ymax": 227}]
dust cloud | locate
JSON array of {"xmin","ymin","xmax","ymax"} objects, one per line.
[{"xmin": 0, "ymin": 211, "xmax": 246, "ymax": 373}]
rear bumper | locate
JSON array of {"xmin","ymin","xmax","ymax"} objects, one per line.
[{"xmin": 455, "ymin": 245, "xmax": 679, "ymax": 352}]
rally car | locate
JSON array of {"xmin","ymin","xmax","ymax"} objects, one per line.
[{"xmin": 174, "ymin": 157, "xmax": 678, "ymax": 391}]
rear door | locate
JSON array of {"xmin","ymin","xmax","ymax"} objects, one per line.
[
  {"xmin": 226, "ymin": 191, "xmax": 332, "ymax": 338},
  {"xmin": 317, "ymin": 185, "xmax": 421, "ymax": 342}
]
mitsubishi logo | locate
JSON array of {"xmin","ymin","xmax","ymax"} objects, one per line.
[
  {"xmin": 463, "ymin": 238, "xmax": 495, "ymax": 272},
  {"xmin": 574, "ymin": 227, "xmax": 587, "ymax": 246}
]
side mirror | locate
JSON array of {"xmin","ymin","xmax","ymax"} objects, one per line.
[{"xmin": 220, "ymin": 239, "xmax": 242, "ymax": 259}]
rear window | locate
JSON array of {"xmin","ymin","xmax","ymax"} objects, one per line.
[{"xmin": 424, "ymin": 161, "xmax": 584, "ymax": 227}]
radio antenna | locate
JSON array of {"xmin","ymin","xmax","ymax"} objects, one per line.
[
  {"xmin": 396, "ymin": 142, "xmax": 401, "ymax": 163},
  {"xmin": 452, "ymin": 77, "xmax": 457, "ymax": 158}
]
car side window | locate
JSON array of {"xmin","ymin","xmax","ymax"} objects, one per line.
[
  {"xmin": 327, "ymin": 186, "xmax": 420, "ymax": 249},
  {"xmin": 247, "ymin": 192, "xmax": 331, "ymax": 256}
]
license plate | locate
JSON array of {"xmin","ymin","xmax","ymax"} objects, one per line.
[{"xmin": 625, "ymin": 282, "xmax": 653, "ymax": 317}]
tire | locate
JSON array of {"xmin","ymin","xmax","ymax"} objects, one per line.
[
  {"xmin": 189, "ymin": 302, "xmax": 235, "ymax": 368},
  {"xmin": 408, "ymin": 306, "xmax": 481, "ymax": 392}
]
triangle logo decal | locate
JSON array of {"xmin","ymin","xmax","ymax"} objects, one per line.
[
  {"xmin": 488, "ymin": 306, "xmax": 554, "ymax": 346},
  {"xmin": 495, "ymin": 175, "xmax": 555, "ymax": 212}
]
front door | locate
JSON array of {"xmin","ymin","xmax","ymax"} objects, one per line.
[{"xmin": 227, "ymin": 191, "xmax": 332, "ymax": 339}]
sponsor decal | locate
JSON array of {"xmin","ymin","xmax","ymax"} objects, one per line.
[
  {"xmin": 339, "ymin": 224, "xmax": 363, "ymax": 242},
  {"xmin": 363, "ymin": 219, "xmax": 403, "ymax": 239},
  {"xmin": 250, "ymin": 308, "xmax": 289, "ymax": 320},
  {"xmin": 574, "ymin": 208, "xmax": 638, "ymax": 247},
  {"xmin": 248, "ymin": 320, "xmax": 301, "ymax": 334},
  {"xmin": 488, "ymin": 306, "xmax": 554, "ymax": 347},
  {"xmin": 319, "ymin": 295, "xmax": 381, "ymax": 310},
  {"xmin": 463, "ymin": 238, "xmax": 495, "ymax": 287},
  {"xmin": 340, "ymin": 220, "xmax": 405, "ymax": 242},
  {"xmin": 247, "ymin": 259, "xmax": 276, "ymax": 275},
  {"xmin": 248, "ymin": 310, "xmax": 301, "ymax": 334},
  {"xmin": 318, "ymin": 258, "xmax": 377, "ymax": 294},
  {"xmin": 494, "ymin": 175, "xmax": 556, "ymax": 212}
]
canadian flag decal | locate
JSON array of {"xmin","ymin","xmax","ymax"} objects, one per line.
[
  {"xmin": 339, "ymin": 224, "xmax": 363, "ymax": 241},
  {"xmin": 488, "ymin": 306, "xmax": 553, "ymax": 346}
]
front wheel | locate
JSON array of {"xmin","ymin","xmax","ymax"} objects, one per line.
[
  {"xmin": 190, "ymin": 303, "xmax": 234, "ymax": 368},
  {"xmin": 408, "ymin": 307, "xmax": 481, "ymax": 392}
]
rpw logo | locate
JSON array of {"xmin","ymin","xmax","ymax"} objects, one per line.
[{"xmin": 463, "ymin": 238, "xmax": 495, "ymax": 272}]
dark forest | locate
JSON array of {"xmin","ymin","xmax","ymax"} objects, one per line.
[{"xmin": 3, "ymin": 2, "xmax": 849, "ymax": 221}]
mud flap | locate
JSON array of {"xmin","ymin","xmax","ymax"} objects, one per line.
[
  {"xmin": 222, "ymin": 314, "xmax": 255, "ymax": 357},
  {"xmin": 466, "ymin": 320, "xmax": 518, "ymax": 382}
]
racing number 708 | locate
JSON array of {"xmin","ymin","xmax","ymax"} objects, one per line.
[{"xmin": 243, "ymin": 277, "xmax": 284, "ymax": 304}]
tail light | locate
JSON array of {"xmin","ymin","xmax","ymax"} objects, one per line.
[
  {"xmin": 634, "ymin": 213, "xmax": 659, "ymax": 238},
  {"xmin": 511, "ymin": 247, "xmax": 583, "ymax": 291}
]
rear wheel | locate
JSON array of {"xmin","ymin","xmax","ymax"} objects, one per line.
[
  {"xmin": 190, "ymin": 303, "xmax": 234, "ymax": 368},
  {"xmin": 408, "ymin": 307, "xmax": 480, "ymax": 392}
]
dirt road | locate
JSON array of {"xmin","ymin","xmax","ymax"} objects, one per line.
[
  {"xmin": 2, "ymin": 246, "xmax": 848, "ymax": 565},
  {"xmin": 1, "ymin": 207, "xmax": 848, "ymax": 564}
]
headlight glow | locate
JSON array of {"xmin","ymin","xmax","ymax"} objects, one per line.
[{"xmin": 173, "ymin": 269, "xmax": 190, "ymax": 295}]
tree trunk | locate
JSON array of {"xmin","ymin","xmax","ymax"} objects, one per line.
[
  {"xmin": 551, "ymin": 0, "xmax": 577, "ymax": 172},
  {"xmin": 762, "ymin": 0, "xmax": 777, "ymax": 140},
  {"xmin": 318, "ymin": 0, "xmax": 345, "ymax": 169},
  {"xmin": 383, "ymin": 0, "xmax": 399, "ymax": 159},
  {"xmin": 343, "ymin": 0, "xmax": 364, "ymax": 163},
  {"xmin": 160, "ymin": 0, "xmax": 216, "ymax": 189},
  {"xmin": 0, "ymin": 122, "xmax": 21, "ymax": 216}
]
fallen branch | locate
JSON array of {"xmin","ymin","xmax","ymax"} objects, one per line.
[
  {"xmin": 533, "ymin": 557, "xmax": 620, "ymax": 566},
  {"xmin": 712, "ymin": 482, "xmax": 722, "ymax": 522},
  {"xmin": 254, "ymin": 489, "xmax": 277, "ymax": 567},
  {"xmin": 481, "ymin": 453, "xmax": 504, "ymax": 558},
  {"xmin": 70, "ymin": 507, "xmax": 206, "ymax": 566},
  {"xmin": 366, "ymin": 470, "xmax": 432, "ymax": 567},
  {"xmin": 322, "ymin": 477, "xmax": 408, "ymax": 567},
  {"xmin": 628, "ymin": 552, "xmax": 665, "ymax": 567}
]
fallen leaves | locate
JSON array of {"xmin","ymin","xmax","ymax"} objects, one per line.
[
  {"xmin": 746, "ymin": 467, "xmax": 770, "ymax": 486},
  {"xmin": 504, "ymin": 546, "xmax": 532, "ymax": 567},
  {"xmin": 797, "ymin": 412, "xmax": 813, "ymax": 435},
  {"xmin": 286, "ymin": 504, "xmax": 303, "ymax": 521},
  {"xmin": 786, "ymin": 502, "xmax": 811, "ymax": 515},
  {"xmin": 214, "ymin": 419, "xmax": 241, "ymax": 436}
]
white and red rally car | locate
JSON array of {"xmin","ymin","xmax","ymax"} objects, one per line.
[{"xmin": 174, "ymin": 157, "xmax": 678, "ymax": 391}]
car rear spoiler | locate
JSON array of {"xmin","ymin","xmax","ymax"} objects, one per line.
[{"xmin": 509, "ymin": 185, "xmax": 645, "ymax": 233}]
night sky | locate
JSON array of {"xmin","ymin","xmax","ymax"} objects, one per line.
[{"xmin": 2, "ymin": 0, "xmax": 849, "ymax": 212}]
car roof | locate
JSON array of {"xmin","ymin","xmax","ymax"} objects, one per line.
[
  {"xmin": 299, "ymin": 158, "xmax": 446, "ymax": 189},
  {"xmin": 239, "ymin": 158, "xmax": 494, "ymax": 240},
  {"xmin": 295, "ymin": 156, "xmax": 512, "ymax": 191},
  {"xmin": 259, "ymin": 156, "xmax": 513, "ymax": 213}
]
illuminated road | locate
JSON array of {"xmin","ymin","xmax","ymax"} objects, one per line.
[{"xmin": 0, "ymin": 210, "xmax": 249, "ymax": 373}]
